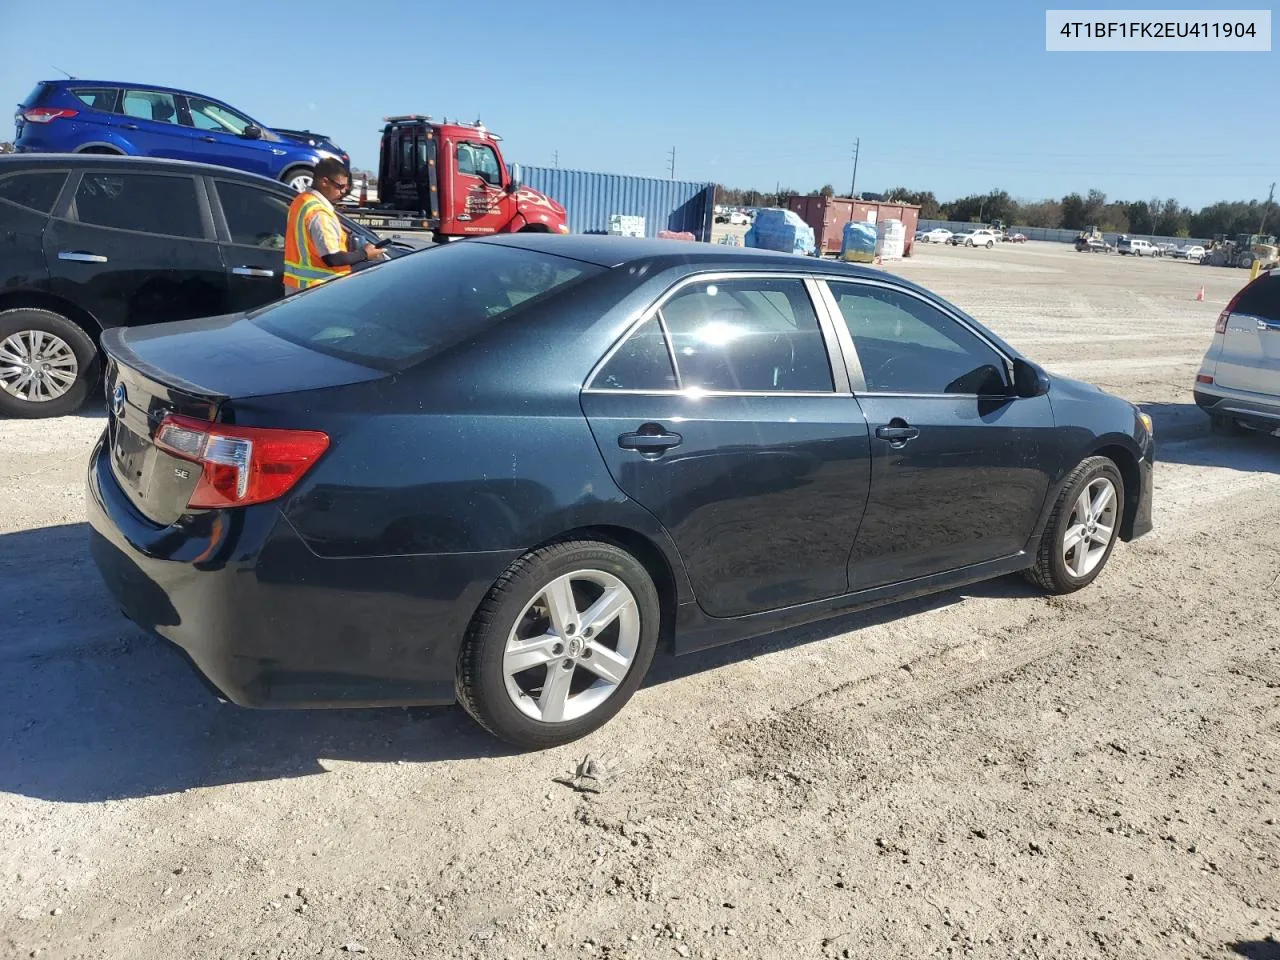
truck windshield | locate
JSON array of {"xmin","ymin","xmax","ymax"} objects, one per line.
[{"xmin": 248, "ymin": 242, "xmax": 602, "ymax": 371}]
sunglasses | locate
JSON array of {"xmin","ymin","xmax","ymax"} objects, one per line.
[{"xmin": 324, "ymin": 177, "xmax": 351, "ymax": 192}]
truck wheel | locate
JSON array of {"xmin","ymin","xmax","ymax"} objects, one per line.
[
  {"xmin": 282, "ymin": 166, "xmax": 314, "ymax": 192},
  {"xmin": 0, "ymin": 308, "xmax": 100, "ymax": 419}
]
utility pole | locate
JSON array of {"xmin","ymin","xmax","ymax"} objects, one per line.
[
  {"xmin": 553, "ymin": 150, "xmax": 559, "ymax": 169},
  {"xmin": 1259, "ymin": 181, "xmax": 1276, "ymax": 234},
  {"xmin": 849, "ymin": 138, "xmax": 860, "ymax": 198},
  {"xmin": 667, "ymin": 146, "xmax": 676, "ymax": 180}
]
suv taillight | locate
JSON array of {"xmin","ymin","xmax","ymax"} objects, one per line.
[
  {"xmin": 1216, "ymin": 282, "xmax": 1252, "ymax": 334},
  {"xmin": 154, "ymin": 414, "xmax": 329, "ymax": 509},
  {"xmin": 21, "ymin": 107, "xmax": 78, "ymax": 124}
]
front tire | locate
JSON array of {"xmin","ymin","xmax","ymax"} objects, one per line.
[
  {"xmin": 1023, "ymin": 456, "xmax": 1124, "ymax": 594},
  {"xmin": 986, "ymin": 240, "xmax": 994, "ymax": 248},
  {"xmin": 456, "ymin": 540, "xmax": 661, "ymax": 749},
  {"xmin": 0, "ymin": 308, "xmax": 99, "ymax": 418},
  {"xmin": 282, "ymin": 166, "xmax": 314, "ymax": 192}
]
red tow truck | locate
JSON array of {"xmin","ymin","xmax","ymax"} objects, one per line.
[{"xmin": 339, "ymin": 115, "xmax": 568, "ymax": 242}]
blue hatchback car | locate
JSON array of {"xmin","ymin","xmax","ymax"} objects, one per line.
[{"xmin": 14, "ymin": 80, "xmax": 349, "ymax": 192}]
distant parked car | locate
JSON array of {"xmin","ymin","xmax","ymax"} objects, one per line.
[
  {"xmin": 948, "ymin": 231, "xmax": 971, "ymax": 246},
  {"xmin": 0, "ymin": 153, "xmax": 413, "ymax": 418},
  {"xmin": 14, "ymin": 79, "xmax": 350, "ymax": 192},
  {"xmin": 920, "ymin": 228, "xmax": 953, "ymax": 244},
  {"xmin": 1194, "ymin": 269, "xmax": 1280, "ymax": 436},
  {"xmin": 1154, "ymin": 243, "xmax": 1177, "ymax": 257},
  {"xmin": 728, "ymin": 210, "xmax": 751, "ymax": 226},
  {"xmin": 965, "ymin": 229, "xmax": 1001, "ymax": 248},
  {"xmin": 1004, "ymin": 232, "xmax": 1028, "ymax": 243},
  {"xmin": 1117, "ymin": 237, "xmax": 1156, "ymax": 257},
  {"xmin": 1183, "ymin": 245, "xmax": 1206, "ymax": 263}
]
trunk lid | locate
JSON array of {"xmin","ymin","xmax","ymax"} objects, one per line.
[
  {"xmin": 1212, "ymin": 272, "xmax": 1280, "ymax": 396},
  {"xmin": 100, "ymin": 313, "xmax": 384, "ymax": 526}
]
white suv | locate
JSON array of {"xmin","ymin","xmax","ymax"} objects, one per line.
[
  {"xmin": 964, "ymin": 229, "xmax": 1000, "ymax": 248},
  {"xmin": 1194, "ymin": 269, "xmax": 1280, "ymax": 435},
  {"xmin": 1117, "ymin": 237, "xmax": 1156, "ymax": 256}
]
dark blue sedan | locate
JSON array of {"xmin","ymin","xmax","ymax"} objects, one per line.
[{"xmin": 87, "ymin": 236, "xmax": 1154, "ymax": 748}]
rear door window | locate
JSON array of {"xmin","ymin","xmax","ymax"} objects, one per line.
[
  {"xmin": 71, "ymin": 172, "xmax": 205, "ymax": 239},
  {"xmin": 214, "ymin": 180, "xmax": 288, "ymax": 247},
  {"xmin": 0, "ymin": 171, "xmax": 68, "ymax": 214},
  {"xmin": 249, "ymin": 242, "xmax": 602, "ymax": 370},
  {"xmin": 120, "ymin": 90, "xmax": 180, "ymax": 125},
  {"xmin": 592, "ymin": 317, "xmax": 678, "ymax": 391},
  {"xmin": 1232, "ymin": 274, "xmax": 1280, "ymax": 321},
  {"xmin": 656, "ymin": 277, "xmax": 834, "ymax": 393}
]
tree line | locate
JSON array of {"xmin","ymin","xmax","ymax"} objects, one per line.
[{"xmin": 712, "ymin": 181, "xmax": 1277, "ymax": 239}]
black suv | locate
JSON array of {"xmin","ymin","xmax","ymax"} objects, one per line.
[{"xmin": 0, "ymin": 154, "xmax": 414, "ymax": 418}]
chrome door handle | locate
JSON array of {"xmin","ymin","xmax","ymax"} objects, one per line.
[
  {"xmin": 58, "ymin": 251, "xmax": 109, "ymax": 263},
  {"xmin": 231, "ymin": 266, "xmax": 275, "ymax": 278}
]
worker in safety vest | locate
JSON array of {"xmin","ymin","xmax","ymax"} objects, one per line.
[{"xmin": 283, "ymin": 157, "xmax": 385, "ymax": 292}]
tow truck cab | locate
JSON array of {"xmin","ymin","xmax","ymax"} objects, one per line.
[{"xmin": 344, "ymin": 116, "xmax": 568, "ymax": 242}]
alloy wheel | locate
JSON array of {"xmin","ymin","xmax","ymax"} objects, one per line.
[
  {"xmin": 1062, "ymin": 477, "xmax": 1118, "ymax": 578},
  {"xmin": 288, "ymin": 171, "xmax": 314, "ymax": 192},
  {"xmin": 502, "ymin": 569, "xmax": 641, "ymax": 723},
  {"xmin": 0, "ymin": 330, "xmax": 79, "ymax": 402}
]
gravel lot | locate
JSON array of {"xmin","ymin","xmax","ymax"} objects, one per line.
[{"xmin": 2, "ymin": 241, "xmax": 1278, "ymax": 960}]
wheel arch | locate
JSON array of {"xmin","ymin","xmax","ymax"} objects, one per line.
[
  {"xmin": 0, "ymin": 290, "xmax": 105, "ymax": 344},
  {"xmin": 531, "ymin": 523, "xmax": 683, "ymax": 652},
  {"xmin": 1090, "ymin": 441, "xmax": 1142, "ymax": 541}
]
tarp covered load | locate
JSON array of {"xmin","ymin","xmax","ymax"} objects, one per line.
[
  {"xmin": 745, "ymin": 208, "xmax": 816, "ymax": 256},
  {"xmin": 840, "ymin": 221, "xmax": 878, "ymax": 262}
]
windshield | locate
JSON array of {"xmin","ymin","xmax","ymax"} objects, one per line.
[{"xmin": 249, "ymin": 242, "xmax": 603, "ymax": 371}]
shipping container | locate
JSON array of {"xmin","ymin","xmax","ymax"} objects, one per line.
[
  {"xmin": 787, "ymin": 196, "xmax": 922, "ymax": 256},
  {"xmin": 509, "ymin": 165, "xmax": 716, "ymax": 241}
]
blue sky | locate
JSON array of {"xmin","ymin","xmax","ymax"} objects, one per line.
[{"xmin": 1, "ymin": 0, "xmax": 1274, "ymax": 207}]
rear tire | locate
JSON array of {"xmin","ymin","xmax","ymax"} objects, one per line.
[
  {"xmin": 0, "ymin": 308, "xmax": 99, "ymax": 419},
  {"xmin": 455, "ymin": 540, "xmax": 661, "ymax": 749},
  {"xmin": 1023, "ymin": 456, "xmax": 1124, "ymax": 594}
]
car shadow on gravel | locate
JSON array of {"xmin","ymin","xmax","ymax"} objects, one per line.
[
  {"xmin": 0, "ymin": 524, "xmax": 523, "ymax": 805},
  {"xmin": 642, "ymin": 575, "xmax": 1041, "ymax": 689},
  {"xmin": 0, "ymin": 521, "xmax": 1050, "ymax": 804},
  {"xmin": 1140, "ymin": 401, "xmax": 1280, "ymax": 473},
  {"xmin": 1231, "ymin": 942, "xmax": 1280, "ymax": 959}
]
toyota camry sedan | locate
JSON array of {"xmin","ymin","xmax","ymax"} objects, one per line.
[{"xmin": 88, "ymin": 235, "xmax": 1154, "ymax": 749}]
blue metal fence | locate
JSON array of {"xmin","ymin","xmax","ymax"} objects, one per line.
[{"xmin": 509, "ymin": 165, "xmax": 715, "ymax": 241}]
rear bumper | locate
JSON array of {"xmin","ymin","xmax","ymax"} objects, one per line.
[
  {"xmin": 1194, "ymin": 387, "xmax": 1280, "ymax": 432},
  {"xmin": 86, "ymin": 432, "xmax": 520, "ymax": 708}
]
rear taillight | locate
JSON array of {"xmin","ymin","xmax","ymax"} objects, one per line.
[
  {"xmin": 1215, "ymin": 311, "xmax": 1230, "ymax": 334},
  {"xmin": 154, "ymin": 414, "xmax": 329, "ymax": 509},
  {"xmin": 1196, "ymin": 374, "xmax": 1214, "ymax": 384},
  {"xmin": 21, "ymin": 107, "xmax": 78, "ymax": 124}
]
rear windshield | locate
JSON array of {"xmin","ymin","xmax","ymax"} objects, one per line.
[
  {"xmin": 1233, "ymin": 274, "xmax": 1280, "ymax": 321},
  {"xmin": 20, "ymin": 83, "xmax": 51, "ymax": 108},
  {"xmin": 249, "ymin": 242, "xmax": 603, "ymax": 371}
]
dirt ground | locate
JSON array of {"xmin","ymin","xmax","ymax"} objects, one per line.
[{"xmin": 2, "ymin": 241, "xmax": 1278, "ymax": 960}]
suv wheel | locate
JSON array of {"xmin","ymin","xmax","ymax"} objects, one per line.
[
  {"xmin": 0, "ymin": 308, "xmax": 100, "ymax": 418},
  {"xmin": 283, "ymin": 166, "xmax": 314, "ymax": 192}
]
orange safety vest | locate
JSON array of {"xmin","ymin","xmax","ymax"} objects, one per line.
[{"xmin": 283, "ymin": 191, "xmax": 351, "ymax": 292}]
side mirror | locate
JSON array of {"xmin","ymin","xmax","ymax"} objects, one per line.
[
  {"xmin": 242, "ymin": 124, "xmax": 263, "ymax": 140},
  {"xmin": 506, "ymin": 162, "xmax": 522, "ymax": 194},
  {"xmin": 1012, "ymin": 357, "xmax": 1050, "ymax": 398}
]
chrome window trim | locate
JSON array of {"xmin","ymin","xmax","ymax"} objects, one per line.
[
  {"xmin": 817, "ymin": 275, "xmax": 1017, "ymax": 399},
  {"xmin": 586, "ymin": 270, "xmax": 845, "ymax": 396},
  {"xmin": 581, "ymin": 388, "xmax": 857, "ymax": 398}
]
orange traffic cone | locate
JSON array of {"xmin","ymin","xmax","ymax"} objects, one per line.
[{"xmin": 1195, "ymin": 286, "xmax": 1204, "ymax": 301}]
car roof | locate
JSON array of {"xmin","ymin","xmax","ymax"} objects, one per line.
[
  {"xmin": 0, "ymin": 152, "xmax": 289, "ymax": 187},
  {"xmin": 473, "ymin": 232, "xmax": 887, "ymax": 276},
  {"xmin": 39, "ymin": 78, "xmax": 214, "ymax": 99}
]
